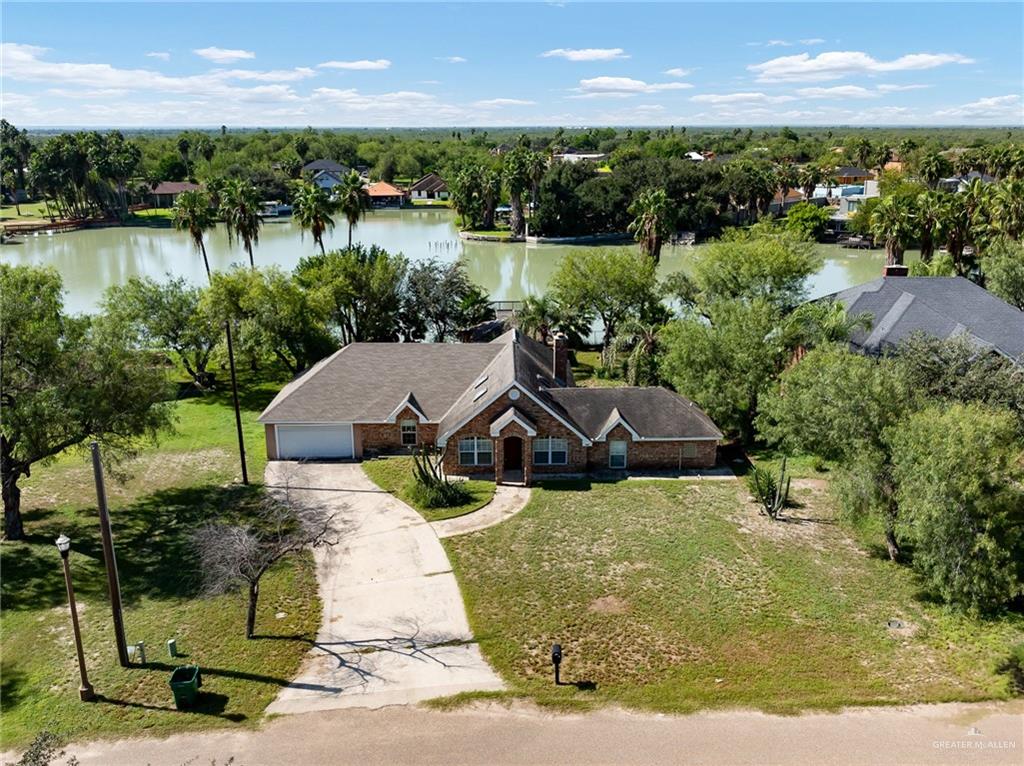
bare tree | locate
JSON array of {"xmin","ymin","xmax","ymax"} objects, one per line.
[{"xmin": 194, "ymin": 481, "xmax": 341, "ymax": 639}]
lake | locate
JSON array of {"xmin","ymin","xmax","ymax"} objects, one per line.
[{"xmin": 1, "ymin": 208, "xmax": 891, "ymax": 314}]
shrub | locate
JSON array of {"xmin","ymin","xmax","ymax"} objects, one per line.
[
  {"xmin": 747, "ymin": 457, "xmax": 791, "ymax": 520},
  {"xmin": 407, "ymin": 444, "xmax": 473, "ymax": 508}
]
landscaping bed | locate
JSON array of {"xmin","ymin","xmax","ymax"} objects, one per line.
[
  {"xmin": 1, "ymin": 377, "xmax": 321, "ymax": 750},
  {"xmin": 361, "ymin": 456, "xmax": 496, "ymax": 522},
  {"xmin": 444, "ymin": 478, "xmax": 1024, "ymax": 714}
]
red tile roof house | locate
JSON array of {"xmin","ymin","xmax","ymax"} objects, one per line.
[
  {"xmin": 365, "ymin": 181, "xmax": 408, "ymax": 208},
  {"xmin": 258, "ymin": 330, "xmax": 723, "ymax": 484}
]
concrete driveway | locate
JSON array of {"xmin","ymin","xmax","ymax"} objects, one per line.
[{"xmin": 264, "ymin": 461, "xmax": 504, "ymax": 714}]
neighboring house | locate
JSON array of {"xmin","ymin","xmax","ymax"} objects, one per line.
[
  {"xmin": 769, "ymin": 188, "xmax": 806, "ymax": 213},
  {"xmin": 302, "ymin": 159, "xmax": 352, "ymax": 192},
  {"xmin": 258, "ymin": 330, "xmax": 723, "ymax": 482},
  {"xmin": 938, "ymin": 171, "xmax": 996, "ymax": 193},
  {"xmin": 826, "ymin": 276, "xmax": 1024, "ymax": 362},
  {"xmin": 149, "ymin": 181, "xmax": 199, "ymax": 208},
  {"xmin": 409, "ymin": 172, "xmax": 449, "ymax": 200},
  {"xmin": 684, "ymin": 151, "xmax": 706, "ymax": 162},
  {"xmin": 366, "ymin": 181, "xmax": 407, "ymax": 208},
  {"xmin": 828, "ymin": 181, "xmax": 880, "ymax": 230},
  {"xmin": 553, "ymin": 151, "xmax": 608, "ymax": 164},
  {"xmin": 833, "ymin": 166, "xmax": 873, "ymax": 184}
]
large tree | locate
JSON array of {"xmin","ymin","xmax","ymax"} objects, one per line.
[
  {"xmin": 981, "ymin": 238, "xmax": 1024, "ymax": 311},
  {"xmin": 550, "ymin": 248, "xmax": 660, "ymax": 359},
  {"xmin": 870, "ymin": 194, "xmax": 916, "ymax": 266},
  {"xmin": 404, "ymin": 259, "xmax": 493, "ymax": 342},
  {"xmin": 0, "ymin": 265, "xmax": 173, "ymax": 539},
  {"xmin": 890, "ymin": 403, "xmax": 1024, "ymax": 612},
  {"xmin": 103, "ymin": 276, "xmax": 221, "ymax": 389},
  {"xmin": 502, "ymin": 148, "xmax": 532, "ymax": 236},
  {"xmin": 295, "ymin": 245, "xmax": 409, "ymax": 344}
]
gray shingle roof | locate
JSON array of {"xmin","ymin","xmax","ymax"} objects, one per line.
[
  {"xmin": 410, "ymin": 172, "xmax": 448, "ymax": 193},
  {"xmin": 546, "ymin": 387, "xmax": 724, "ymax": 440},
  {"xmin": 260, "ymin": 330, "xmax": 723, "ymax": 442},
  {"xmin": 258, "ymin": 343, "xmax": 502, "ymax": 423},
  {"xmin": 827, "ymin": 277, "xmax": 1024, "ymax": 361},
  {"xmin": 302, "ymin": 159, "xmax": 350, "ymax": 174}
]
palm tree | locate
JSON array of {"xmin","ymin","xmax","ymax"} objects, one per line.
[
  {"xmin": 173, "ymin": 189, "xmax": 216, "ymax": 277},
  {"xmin": 990, "ymin": 178, "xmax": 1024, "ymax": 239},
  {"xmin": 775, "ymin": 163, "xmax": 799, "ymax": 204},
  {"xmin": 502, "ymin": 148, "xmax": 531, "ymax": 237},
  {"xmin": 870, "ymin": 195, "xmax": 916, "ymax": 266},
  {"xmin": 291, "ymin": 180, "xmax": 336, "ymax": 255},
  {"xmin": 852, "ymin": 137, "xmax": 872, "ymax": 170},
  {"xmin": 627, "ymin": 188, "xmax": 674, "ymax": 262},
  {"xmin": 221, "ymin": 179, "xmax": 263, "ymax": 268},
  {"xmin": 797, "ymin": 163, "xmax": 822, "ymax": 200},
  {"xmin": 611, "ymin": 319, "xmax": 663, "ymax": 386},
  {"xmin": 515, "ymin": 294, "xmax": 592, "ymax": 347},
  {"xmin": 176, "ymin": 134, "xmax": 192, "ymax": 178},
  {"xmin": 171, "ymin": 188, "xmax": 249, "ymax": 485},
  {"xmin": 915, "ymin": 191, "xmax": 946, "ymax": 263},
  {"xmin": 915, "ymin": 152, "xmax": 950, "ymax": 190},
  {"xmin": 335, "ymin": 171, "xmax": 369, "ymax": 247},
  {"xmin": 480, "ymin": 167, "xmax": 501, "ymax": 231},
  {"xmin": 940, "ymin": 194, "xmax": 972, "ymax": 275},
  {"xmin": 526, "ymin": 151, "xmax": 547, "ymax": 213}
]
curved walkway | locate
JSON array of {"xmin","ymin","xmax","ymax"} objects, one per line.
[
  {"xmin": 263, "ymin": 462, "xmax": 504, "ymax": 715},
  {"xmin": 431, "ymin": 484, "xmax": 532, "ymax": 538}
]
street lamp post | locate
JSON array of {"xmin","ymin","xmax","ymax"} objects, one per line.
[{"xmin": 55, "ymin": 534, "xmax": 95, "ymax": 702}]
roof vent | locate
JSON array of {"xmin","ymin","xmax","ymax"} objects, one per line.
[
  {"xmin": 473, "ymin": 387, "xmax": 487, "ymax": 402},
  {"xmin": 474, "ymin": 373, "xmax": 488, "ymax": 387}
]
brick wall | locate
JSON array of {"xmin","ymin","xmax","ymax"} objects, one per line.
[
  {"xmin": 357, "ymin": 406, "xmax": 437, "ymax": 456},
  {"xmin": 441, "ymin": 389, "xmax": 588, "ymax": 480},
  {"xmin": 586, "ymin": 425, "xmax": 718, "ymax": 470},
  {"xmin": 264, "ymin": 424, "xmax": 278, "ymax": 460}
]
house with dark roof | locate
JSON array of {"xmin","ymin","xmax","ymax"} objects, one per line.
[
  {"xmin": 258, "ymin": 330, "xmax": 722, "ymax": 482},
  {"xmin": 826, "ymin": 276, "xmax": 1024, "ymax": 361},
  {"xmin": 834, "ymin": 166, "xmax": 873, "ymax": 184},
  {"xmin": 409, "ymin": 172, "xmax": 449, "ymax": 200},
  {"xmin": 302, "ymin": 159, "xmax": 352, "ymax": 192},
  {"xmin": 149, "ymin": 180, "xmax": 200, "ymax": 207}
]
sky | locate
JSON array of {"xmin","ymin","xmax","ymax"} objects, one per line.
[{"xmin": 2, "ymin": 2, "xmax": 1022, "ymax": 128}]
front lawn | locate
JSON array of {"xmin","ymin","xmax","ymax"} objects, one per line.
[
  {"xmin": 444, "ymin": 478, "xmax": 1024, "ymax": 714},
  {"xmin": 361, "ymin": 456, "xmax": 495, "ymax": 522},
  {"xmin": 0, "ymin": 372, "xmax": 321, "ymax": 750}
]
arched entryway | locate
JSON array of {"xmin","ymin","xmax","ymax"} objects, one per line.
[{"xmin": 503, "ymin": 436, "xmax": 523, "ymax": 471}]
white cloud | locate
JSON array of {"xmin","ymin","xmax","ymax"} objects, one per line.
[
  {"xmin": 220, "ymin": 68, "xmax": 315, "ymax": 82},
  {"xmin": 766, "ymin": 40, "xmax": 792, "ymax": 47},
  {"xmin": 47, "ymin": 87, "xmax": 128, "ymax": 99},
  {"xmin": 145, "ymin": 51, "xmax": 170, "ymax": 61},
  {"xmin": 935, "ymin": 94, "xmax": 1023, "ymax": 121},
  {"xmin": 573, "ymin": 76, "xmax": 692, "ymax": 98},
  {"xmin": 663, "ymin": 67, "xmax": 693, "ymax": 78},
  {"xmin": 690, "ymin": 91, "xmax": 796, "ymax": 105},
  {"xmin": 876, "ymin": 83, "xmax": 930, "ymax": 92},
  {"xmin": 474, "ymin": 98, "xmax": 536, "ymax": 107},
  {"xmin": 193, "ymin": 46, "xmax": 255, "ymax": 64},
  {"xmin": 317, "ymin": 59, "xmax": 391, "ymax": 71},
  {"xmin": 799, "ymin": 38, "xmax": 826, "ymax": 45},
  {"xmin": 436, "ymin": 56, "xmax": 467, "ymax": 64},
  {"xmin": 749, "ymin": 50, "xmax": 974, "ymax": 82},
  {"xmin": 796, "ymin": 85, "xmax": 878, "ymax": 99},
  {"xmin": 541, "ymin": 47, "xmax": 629, "ymax": 62}
]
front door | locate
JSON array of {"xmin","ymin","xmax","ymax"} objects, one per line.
[{"xmin": 503, "ymin": 436, "xmax": 523, "ymax": 471}]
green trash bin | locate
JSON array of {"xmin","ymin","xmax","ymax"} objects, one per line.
[{"xmin": 169, "ymin": 665, "xmax": 202, "ymax": 709}]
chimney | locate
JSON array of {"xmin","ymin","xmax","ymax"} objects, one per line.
[
  {"xmin": 550, "ymin": 332, "xmax": 570, "ymax": 385},
  {"xmin": 883, "ymin": 264, "xmax": 909, "ymax": 277}
]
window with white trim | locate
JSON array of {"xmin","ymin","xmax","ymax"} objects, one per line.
[
  {"xmin": 682, "ymin": 442, "xmax": 699, "ymax": 458},
  {"xmin": 400, "ymin": 419, "xmax": 417, "ymax": 446},
  {"xmin": 458, "ymin": 437, "xmax": 493, "ymax": 466},
  {"xmin": 533, "ymin": 437, "xmax": 568, "ymax": 466},
  {"xmin": 609, "ymin": 440, "xmax": 627, "ymax": 469}
]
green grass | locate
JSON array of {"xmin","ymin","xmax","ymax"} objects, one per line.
[
  {"xmin": 411, "ymin": 199, "xmax": 452, "ymax": 207},
  {"xmin": 462, "ymin": 229, "xmax": 515, "ymax": 239},
  {"xmin": 444, "ymin": 478, "xmax": 1024, "ymax": 715},
  {"xmin": 1, "ymin": 201, "xmax": 53, "ymax": 221},
  {"xmin": 0, "ymin": 369, "xmax": 322, "ymax": 750},
  {"xmin": 571, "ymin": 350, "xmax": 627, "ymax": 388},
  {"xmin": 361, "ymin": 456, "xmax": 495, "ymax": 522}
]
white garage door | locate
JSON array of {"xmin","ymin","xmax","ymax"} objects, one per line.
[{"xmin": 276, "ymin": 424, "xmax": 354, "ymax": 460}]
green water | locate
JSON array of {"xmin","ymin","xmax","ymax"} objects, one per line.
[{"xmin": 1, "ymin": 208, "xmax": 889, "ymax": 314}]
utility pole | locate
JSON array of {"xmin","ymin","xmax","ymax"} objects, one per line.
[
  {"xmin": 224, "ymin": 323, "xmax": 249, "ymax": 485},
  {"xmin": 90, "ymin": 441, "xmax": 129, "ymax": 667}
]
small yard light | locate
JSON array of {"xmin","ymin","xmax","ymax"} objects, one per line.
[
  {"xmin": 55, "ymin": 534, "xmax": 95, "ymax": 702},
  {"xmin": 551, "ymin": 643, "xmax": 562, "ymax": 685}
]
